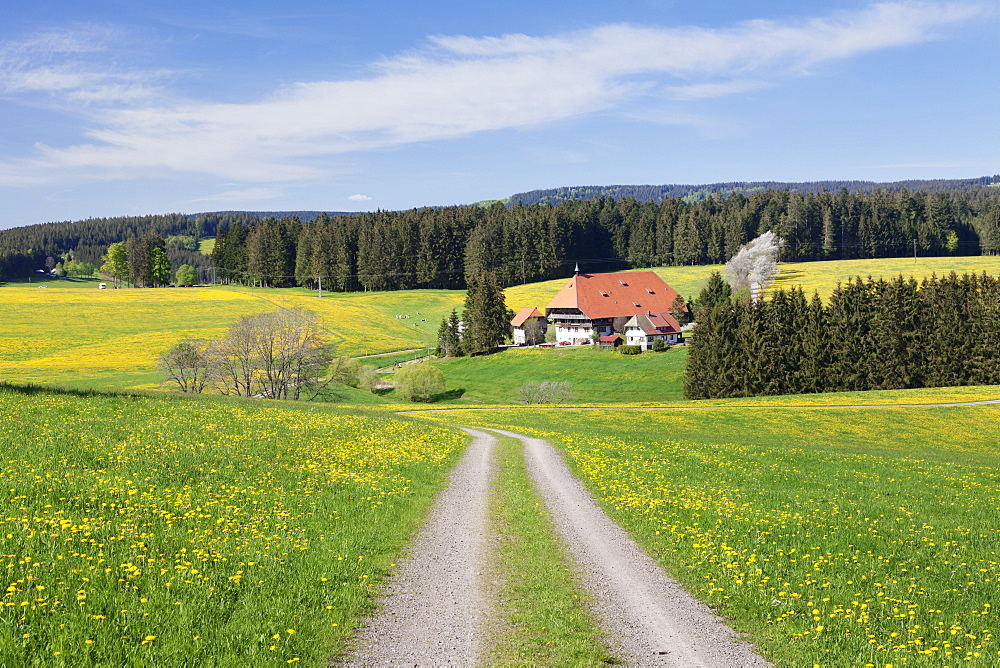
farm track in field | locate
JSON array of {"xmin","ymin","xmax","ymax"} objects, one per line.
[
  {"xmin": 345, "ymin": 427, "xmax": 767, "ymax": 666},
  {"xmin": 343, "ymin": 428, "xmax": 496, "ymax": 665}
]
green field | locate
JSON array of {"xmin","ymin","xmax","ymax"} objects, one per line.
[
  {"xmin": 6, "ymin": 256, "xmax": 1000, "ymax": 664},
  {"xmin": 424, "ymin": 344, "xmax": 688, "ymax": 405},
  {"xmin": 5, "ymin": 255, "xmax": 1000, "ymax": 392},
  {"xmin": 0, "ymin": 384, "xmax": 465, "ymax": 664},
  {"xmin": 422, "ymin": 404, "xmax": 1000, "ymax": 665}
]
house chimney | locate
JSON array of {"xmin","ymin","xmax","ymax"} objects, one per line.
[{"xmin": 574, "ymin": 262, "xmax": 580, "ymax": 274}]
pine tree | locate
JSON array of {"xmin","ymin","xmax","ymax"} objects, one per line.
[{"xmin": 461, "ymin": 271, "xmax": 510, "ymax": 354}]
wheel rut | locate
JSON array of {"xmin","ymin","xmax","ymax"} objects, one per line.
[
  {"xmin": 343, "ymin": 427, "xmax": 767, "ymax": 666},
  {"xmin": 343, "ymin": 428, "xmax": 497, "ymax": 665},
  {"xmin": 489, "ymin": 427, "xmax": 767, "ymax": 667}
]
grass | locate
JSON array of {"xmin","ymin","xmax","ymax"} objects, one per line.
[
  {"xmin": 357, "ymin": 348, "xmax": 434, "ymax": 370},
  {"xmin": 483, "ymin": 431, "xmax": 613, "ymax": 664},
  {"xmin": 416, "ymin": 405, "xmax": 1000, "ymax": 665},
  {"xmin": 0, "ymin": 283, "xmax": 464, "ymax": 389},
  {"xmin": 429, "ymin": 345, "xmax": 688, "ymax": 405},
  {"xmin": 0, "ymin": 385, "xmax": 466, "ymax": 665},
  {"xmin": 6, "ymin": 255, "xmax": 1000, "ymax": 393},
  {"xmin": 768, "ymin": 256, "xmax": 1000, "ymax": 301}
]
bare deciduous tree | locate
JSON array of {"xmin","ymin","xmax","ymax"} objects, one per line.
[
  {"xmin": 181, "ymin": 308, "xmax": 336, "ymax": 400},
  {"xmin": 517, "ymin": 380, "xmax": 573, "ymax": 404},
  {"xmin": 159, "ymin": 339, "xmax": 213, "ymax": 393}
]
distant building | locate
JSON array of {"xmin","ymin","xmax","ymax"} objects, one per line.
[
  {"xmin": 623, "ymin": 312, "xmax": 681, "ymax": 350},
  {"xmin": 545, "ymin": 270, "xmax": 685, "ymax": 345},
  {"xmin": 510, "ymin": 307, "xmax": 547, "ymax": 345},
  {"xmin": 598, "ymin": 334, "xmax": 623, "ymax": 350}
]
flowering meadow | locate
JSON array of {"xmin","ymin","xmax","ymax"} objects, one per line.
[
  {"xmin": 0, "ymin": 283, "xmax": 463, "ymax": 390},
  {"xmin": 430, "ymin": 405, "xmax": 1000, "ymax": 665},
  {"xmin": 0, "ymin": 385, "xmax": 465, "ymax": 665}
]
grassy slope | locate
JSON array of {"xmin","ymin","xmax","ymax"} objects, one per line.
[
  {"xmin": 5, "ymin": 255, "xmax": 1000, "ymax": 393},
  {"xmin": 426, "ymin": 345, "xmax": 687, "ymax": 405},
  {"xmin": 418, "ymin": 405, "xmax": 1000, "ymax": 666}
]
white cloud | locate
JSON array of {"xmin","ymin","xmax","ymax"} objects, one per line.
[
  {"xmin": 0, "ymin": 2, "xmax": 989, "ymax": 185},
  {"xmin": 193, "ymin": 186, "xmax": 282, "ymax": 203},
  {"xmin": 0, "ymin": 25, "xmax": 164, "ymax": 104},
  {"xmin": 348, "ymin": 194, "xmax": 373, "ymax": 201}
]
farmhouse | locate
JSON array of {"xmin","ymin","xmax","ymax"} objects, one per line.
[
  {"xmin": 623, "ymin": 311, "xmax": 681, "ymax": 350},
  {"xmin": 510, "ymin": 307, "xmax": 547, "ymax": 345},
  {"xmin": 545, "ymin": 270, "xmax": 685, "ymax": 345}
]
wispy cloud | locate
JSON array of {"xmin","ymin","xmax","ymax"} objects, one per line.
[
  {"xmin": 0, "ymin": 2, "xmax": 989, "ymax": 185},
  {"xmin": 348, "ymin": 194, "xmax": 373, "ymax": 201},
  {"xmin": 193, "ymin": 186, "xmax": 283, "ymax": 203},
  {"xmin": 0, "ymin": 25, "xmax": 164, "ymax": 105}
]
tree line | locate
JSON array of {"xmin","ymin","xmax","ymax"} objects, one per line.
[
  {"xmin": 684, "ymin": 272, "xmax": 1000, "ymax": 399},
  {"xmin": 4, "ymin": 186, "xmax": 1000, "ymax": 285},
  {"xmin": 507, "ymin": 175, "xmax": 1000, "ymax": 207},
  {"xmin": 210, "ymin": 188, "xmax": 1000, "ymax": 292}
]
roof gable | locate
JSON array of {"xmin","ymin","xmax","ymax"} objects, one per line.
[
  {"xmin": 511, "ymin": 307, "xmax": 544, "ymax": 327},
  {"xmin": 625, "ymin": 311, "xmax": 681, "ymax": 335}
]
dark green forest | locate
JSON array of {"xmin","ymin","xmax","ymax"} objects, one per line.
[
  {"xmin": 3, "ymin": 185, "xmax": 1000, "ymax": 286},
  {"xmin": 507, "ymin": 175, "xmax": 1000, "ymax": 207},
  {"xmin": 214, "ymin": 187, "xmax": 1000, "ymax": 290},
  {"xmin": 684, "ymin": 272, "xmax": 1000, "ymax": 399}
]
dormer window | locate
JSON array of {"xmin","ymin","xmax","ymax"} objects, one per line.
[{"xmin": 619, "ymin": 280, "xmax": 628, "ymax": 286}]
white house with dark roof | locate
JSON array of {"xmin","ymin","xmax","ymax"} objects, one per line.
[{"xmin": 623, "ymin": 311, "xmax": 681, "ymax": 350}]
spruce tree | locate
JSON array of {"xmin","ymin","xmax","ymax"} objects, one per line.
[{"xmin": 461, "ymin": 271, "xmax": 510, "ymax": 354}]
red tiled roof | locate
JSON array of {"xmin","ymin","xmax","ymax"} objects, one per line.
[
  {"xmin": 599, "ymin": 334, "xmax": 623, "ymax": 342},
  {"xmin": 511, "ymin": 306, "xmax": 544, "ymax": 327},
  {"xmin": 546, "ymin": 271, "xmax": 683, "ymax": 320}
]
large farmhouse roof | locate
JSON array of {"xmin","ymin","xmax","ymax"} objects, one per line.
[
  {"xmin": 511, "ymin": 307, "xmax": 544, "ymax": 327},
  {"xmin": 545, "ymin": 271, "xmax": 683, "ymax": 320}
]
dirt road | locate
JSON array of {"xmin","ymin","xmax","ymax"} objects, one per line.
[
  {"xmin": 345, "ymin": 427, "xmax": 766, "ymax": 666},
  {"xmin": 344, "ymin": 428, "xmax": 497, "ymax": 665}
]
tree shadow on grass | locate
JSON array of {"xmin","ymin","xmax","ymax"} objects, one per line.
[
  {"xmin": 431, "ymin": 388, "xmax": 466, "ymax": 402},
  {"xmin": 0, "ymin": 381, "xmax": 142, "ymax": 400}
]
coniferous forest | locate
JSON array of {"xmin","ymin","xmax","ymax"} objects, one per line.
[
  {"xmin": 3, "ymin": 186, "xmax": 1000, "ymax": 286},
  {"xmin": 684, "ymin": 272, "xmax": 1000, "ymax": 399}
]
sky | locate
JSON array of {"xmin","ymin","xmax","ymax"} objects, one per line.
[{"xmin": 1, "ymin": 0, "xmax": 998, "ymax": 229}]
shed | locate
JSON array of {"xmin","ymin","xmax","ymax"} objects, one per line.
[{"xmin": 598, "ymin": 334, "xmax": 623, "ymax": 349}]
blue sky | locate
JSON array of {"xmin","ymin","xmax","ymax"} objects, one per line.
[{"xmin": 1, "ymin": 1, "xmax": 997, "ymax": 229}]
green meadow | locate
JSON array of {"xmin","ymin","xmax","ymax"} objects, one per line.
[
  {"xmin": 0, "ymin": 384, "xmax": 465, "ymax": 664},
  {"xmin": 425, "ymin": 344, "xmax": 688, "ymax": 405},
  {"xmin": 5, "ymin": 256, "xmax": 1000, "ymax": 664},
  {"xmin": 425, "ymin": 404, "xmax": 1000, "ymax": 665}
]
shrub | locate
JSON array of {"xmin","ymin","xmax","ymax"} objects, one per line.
[
  {"xmin": 618, "ymin": 344, "xmax": 642, "ymax": 355},
  {"xmin": 517, "ymin": 380, "xmax": 573, "ymax": 405},
  {"xmin": 651, "ymin": 338, "xmax": 668, "ymax": 352},
  {"xmin": 395, "ymin": 363, "xmax": 445, "ymax": 402}
]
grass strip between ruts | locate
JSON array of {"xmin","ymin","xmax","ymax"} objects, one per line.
[{"xmin": 482, "ymin": 431, "xmax": 616, "ymax": 665}]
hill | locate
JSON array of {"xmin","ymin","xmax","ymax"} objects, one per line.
[
  {"xmin": 506, "ymin": 175, "xmax": 1000, "ymax": 206},
  {"xmin": 7, "ymin": 256, "xmax": 1000, "ymax": 395}
]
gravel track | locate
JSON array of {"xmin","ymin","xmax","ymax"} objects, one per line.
[
  {"xmin": 489, "ymin": 427, "xmax": 768, "ymax": 667},
  {"xmin": 342, "ymin": 428, "xmax": 497, "ymax": 666}
]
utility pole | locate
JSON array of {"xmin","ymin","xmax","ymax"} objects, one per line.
[
  {"xmin": 318, "ymin": 275, "xmax": 322, "ymax": 298},
  {"xmin": 913, "ymin": 239, "xmax": 917, "ymax": 263}
]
